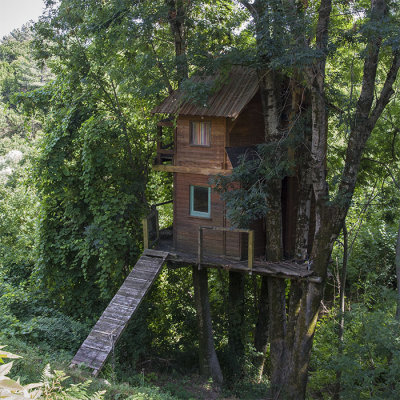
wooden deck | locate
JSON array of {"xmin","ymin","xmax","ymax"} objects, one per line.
[
  {"xmin": 70, "ymin": 231, "xmax": 320, "ymax": 376},
  {"xmin": 155, "ymin": 235, "xmax": 321, "ymax": 283},
  {"xmin": 70, "ymin": 249, "xmax": 169, "ymax": 376}
]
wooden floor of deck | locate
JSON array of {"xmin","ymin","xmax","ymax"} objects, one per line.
[{"xmin": 154, "ymin": 234, "xmax": 321, "ymax": 283}]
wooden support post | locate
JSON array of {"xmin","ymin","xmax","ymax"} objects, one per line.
[
  {"xmin": 248, "ymin": 229, "xmax": 254, "ymax": 271},
  {"xmin": 153, "ymin": 207, "xmax": 160, "ymax": 243},
  {"xmin": 198, "ymin": 226, "xmax": 203, "ymax": 269},
  {"xmin": 157, "ymin": 125, "xmax": 162, "ymax": 165},
  {"xmin": 142, "ymin": 217, "xmax": 149, "ymax": 249},
  {"xmin": 156, "ymin": 210, "xmax": 160, "ymax": 241}
]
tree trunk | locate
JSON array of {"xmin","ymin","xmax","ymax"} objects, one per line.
[
  {"xmin": 192, "ymin": 266, "xmax": 223, "ymax": 384},
  {"xmin": 334, "ymin": 223, "xmax": 348, "ymax": 400},
  {"xmin": 395, "ymin": 221, "xmax": 400, "ymax": 320},
  {"xmin": 227, "ymin": 271, "xmax": 246, "ymax": 380},
  {"xmin": 253, "ymin": 276, "xmax": 269, "ymax": 380},
  {"xmin": 268, "ymin": 277, "xmax": 288, "ymax": 396},
  {"xmin": 165, "ymin": 0, "xmax": 188, "ymax": 85}
]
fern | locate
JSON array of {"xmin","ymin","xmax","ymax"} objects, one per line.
[{"xmin": 0, "ymin": 346, "xmax": 105, "ymax": 400}]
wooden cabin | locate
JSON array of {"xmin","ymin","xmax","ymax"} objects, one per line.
[{"xmin": 151, "ymin": 67, "xmax": 297, "ymax": 262}]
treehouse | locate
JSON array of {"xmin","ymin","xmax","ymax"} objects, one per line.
[
  {"xmin": 71, "ymin": 67, "xmax": 318, "ymax": 377},
  {"xmin": 151, "ymin": 66, "xmax": 299, "ymax": 263}
]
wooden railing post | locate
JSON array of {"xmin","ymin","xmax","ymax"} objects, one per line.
[
  {"xmin": 248, "ymin": 229, "xmax": 254, "ymax": 271},
  {"xmin": 152, "ymin": 206, "xmax": 160, "ymax": 243},
  {"xmin": 142, "ymin": 216, "xmax": 149, "ymax": 250}
]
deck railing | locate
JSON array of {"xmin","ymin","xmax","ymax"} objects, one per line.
[{"xmin": 198, "ymin": 226, "xmax": 255, "ymax": 271}]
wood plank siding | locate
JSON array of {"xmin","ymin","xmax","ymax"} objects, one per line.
[
  {"xmin": 228, "ymin": 92, "xmax": 265, "ymax": 147},
  {"xmin": 173, "ymin": 173, "xmax": 243, "ymax": 259},
  {"xmin": 171, "ymin": 96, "xmax": 267, "ymax": 260},
  {"xmin": 174, "ymin": 116, "xmax": 228, "ymax": 170}
]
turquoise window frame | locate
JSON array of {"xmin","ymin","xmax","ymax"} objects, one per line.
[{"xmin": 190, "ymin": 185, "xmax": 211, "ymax": 218}]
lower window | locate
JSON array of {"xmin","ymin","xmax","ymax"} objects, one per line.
[{"xmin": 190, "ymin": 185, "xmax": 211, "ymax": 218}]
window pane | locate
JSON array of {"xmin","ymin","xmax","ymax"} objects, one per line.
[
  {"xmin": 193, "ymin": 186, "xmax": 209, "ymax": 213},
  {"xmin": 190, "ymin": 121, "xmax": 210, "ymax": 146}
]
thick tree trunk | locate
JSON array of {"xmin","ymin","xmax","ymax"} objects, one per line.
[
  {"xmin": 258, "ymin": 65, "xmax": 286, "ymax": 393},
  {"xmin": 252, "ymin": 67, "xmax": 285, "ymax": 385},
  {"xmin": 227, "ymin": 271, "xmax": 246, "ymax": 379},
  {"xmin": 240, "ymin": 0, "xmax": 399, "ymax": 397},
  {"xmin": 192, "ymin": 266, "xmax": 223, "ymax": 384},
  {"xmin": 292, "ymin": 81, "xmax": 313, "ymax": 261},
  {"xmin": 264, "ymin": 178, "xmax": 286, "ymax": 396},
  {"xmin": 286, "ymin": 281, "xmax": 325, "ymax": 398}
]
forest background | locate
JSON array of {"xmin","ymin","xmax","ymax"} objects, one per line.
[{"xmin": 1, "ymin": 0, "xmax": 400, "ymax": 399}]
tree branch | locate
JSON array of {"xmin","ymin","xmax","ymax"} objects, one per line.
[
  {"xmin": 309, "ymin": 0, "xmax": 332, "ymax": 205},
  {"xmin": 315, "ymin": 0, "xmax": 332, "ymax": 54},
  {"xmin": 336, "ymin": 0, "xmax": 389, "ymax": 210},
  {"xmin": 238, "ymin": 0, "xmax": 258, "ymax": 19},
  {"xmin": 369, "ymin": 51, "xmax": 400, "ymax": 128},
  {"xmin": 149, "ymin": 40, "xmax": 174, "ymax": 94}
]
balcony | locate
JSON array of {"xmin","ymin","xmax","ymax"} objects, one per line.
[{"xmin": 155, "ymin": 119, "xmax": 174, "ymax": 166}]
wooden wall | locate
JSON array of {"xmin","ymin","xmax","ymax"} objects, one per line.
[
  {"xmin": 169, "ymin": 91, "xmax": 317, "ymax": 262},
  {"xmin": 172, "ymin": 95, "xmax": 267, "ymax": 260},
  {"xmin": 174, "ymin": 116, "xmax": 228, "ymax": 170},
  {"xmin": 228, "ymin": 92, "xmax": 265, "ymax": 147},
  {"xmin": 173, "ymin": 173, "xmax": 243, "ymax": 258}
]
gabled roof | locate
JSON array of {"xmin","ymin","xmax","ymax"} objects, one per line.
[{"xmin": 151, "ymin": 66, "xmax": 259, "ymax": 119}]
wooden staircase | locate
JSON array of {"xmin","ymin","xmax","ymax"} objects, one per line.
[{"xmin": 70, "ymin": 249, "xmax": 169, "ymax": 376}]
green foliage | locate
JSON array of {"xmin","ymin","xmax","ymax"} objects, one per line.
[
  {"xmin": 1, "ymin": 0, "xmax": 400, "ymax": 397},
  {"xmin": 33, "ymin": 100, "xmax": 147, "ymax": 316},
  {"xmin": 0, "ymin": 152, "xmax": 37, "ymax": 284},
  {"xmin": 310, "ymin": 291, "xmax": 400, "ymax": 399},
  {"xmin": 0, "ymin": 346, "xmax": 105, "ymax": 400},
  {"xmin": 213, "ymin": 128, "xmax": 309, "ymax": 227},
  {"xmin": 0, "ymin": 26, "xmax": 50, "ymax": 140},
  {"xmin": 146, "ymin": 268, "xmax": 197, "ymax": 361},
  {"xmin": 127, "ymin": 388, "xmax": 181, "ymax": 400},
  {"xmin": 0, "ymin": 270, "xmax": 89, "ymax": 351}
]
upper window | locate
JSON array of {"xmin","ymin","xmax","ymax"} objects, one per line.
[
  {"xmin": 190, "ymin": 185, "xmax": 211, "ymax": 218},
  {"xmin": 190, "ymin": 121, "xmax": 211, "ymax": 146}
]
